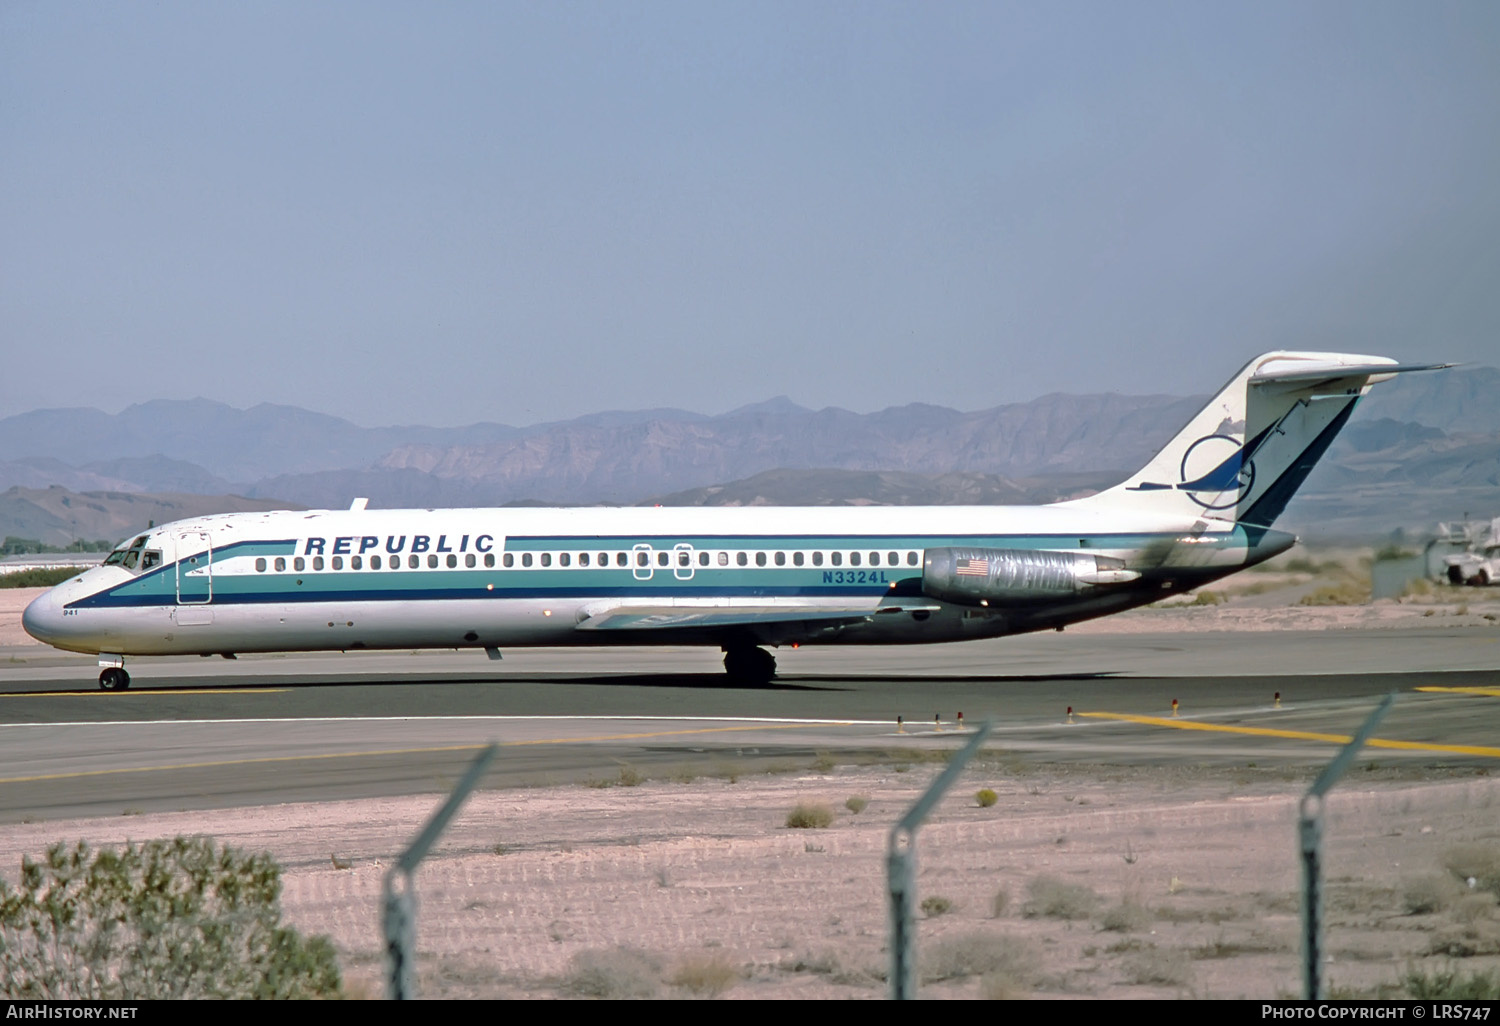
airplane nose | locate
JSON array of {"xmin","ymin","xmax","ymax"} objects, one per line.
[{"xmin": 21, "ymin": 588, "xmax": 64, "ymax": 646}]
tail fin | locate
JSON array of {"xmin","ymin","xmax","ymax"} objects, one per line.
[{"xmin": 1062, "ymin": 351, "xmax": 1449, "ymax": 528}]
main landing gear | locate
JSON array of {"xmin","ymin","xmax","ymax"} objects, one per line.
[
  {"xmin": 99, "ymin": 667, "xmax": 131, "ymax": 691},
  {"xmin": 723, "ymin": 645, "xmax": 776, "ymax": 686}
]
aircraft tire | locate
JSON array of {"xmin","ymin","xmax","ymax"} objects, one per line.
[
  {"xmin": 99, "ymin": 668, "xmax": 130, "ymax": 691},
  {"xmin": 723, "ymin": 646, "xmax": 776, "ymax": 686}
]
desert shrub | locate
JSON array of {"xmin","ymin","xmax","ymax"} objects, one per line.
[
  {"xmin": 0, "ymin": 837, "xmax": 340, "ymax": 1000},
  {"xmin": 561, "ymin": 947, "xmax": 660, "ymax": 999},
  {"xmin": 845, "ymin": 796, "xmax": 869, "ymax": 814},
  {"xmin": 616, "ymin": 765, "xmax": 643, "ymax": 787},
  {"xmin": 991, "ymin": 887, "xmax": 1011, "ymax": 918},
  {"xmin": 785, "ymin": 803, "xmax": 833, "ymax": 829},
  {"xmin": 921, "ymin": 932, "xmax": 1038, "ymax": 986},
  {"xmin": 1023, "ymin": 875, "xmax": 1100, "ymax": 920},
  {"xmin": 669, "ymin": 954, "xmax": 739, "ymax": 997},
  {"xmin": 1098, "ymin": 900, "xmax": 1151, "ymax": 933},
  {"xmin": 975, "ymin": 788, "xmax": 998, "ymax": 808},
  {"xmin": 1404, "ymin": 873, "xmax": 1463, "ymax": 914},
  {"xmin": 1188, "ymin": 590, "xmax": 1222, "ymax": 606},
  {"xmin": 920, "ymin": 895, "xmax": 953, "ymax": 918},
  {"xmin": 1403, "ymin": 964, "xmax": 1500, "ymax": 999}
]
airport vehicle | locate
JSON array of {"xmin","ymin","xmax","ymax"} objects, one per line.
[
  {"xmin": 1446, "ymin": 545, "xmax": 1500, "ymax": 586},
  {"xmin": 23, "ymin": 351, "xmax": 1444, "ymax": 689}
]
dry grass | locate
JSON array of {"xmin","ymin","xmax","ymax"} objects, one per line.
[
  {"xmin": 844, "ymin": 795, "xmax": 869, "ymax": 814},
  {"xmin": 1444, "ymin": 843, "xmax": 1500, "ymax": 897},
  {"xmin": 559, "ymin": 947, "xmax": 661, "ymax": 999},
  {"xmin": 669, "ymin": 954, "xmax": 739, "ymax": 997},
  {"xmin": 975, "ymin": 788, "xmax": 998, "ymax": 808},
  {"xmin": 921, "ymin": 932, "xmax": 1039, "ymax": 988},
  {"xmin": 1023, "ymin": 875, "xmax": 1100, "ymax": 920},
  {"xmin": 1120, "ymin": 947, "xmax": 1194, "ymax": 988},
  {"xmin": 1404, "ymin": 873, "xmax": 1464, "ymax": 914},
  {"xmin": 1098, "ymin": 900, "xmax": 1151, "ymax": 933}
]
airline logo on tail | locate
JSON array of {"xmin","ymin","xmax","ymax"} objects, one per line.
[{"xmin": 1128, "ymin": 430, "xmax": 1259, "ymax": 511}]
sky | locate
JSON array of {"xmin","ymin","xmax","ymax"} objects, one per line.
[{"xmin": 2, "ymin": 1, "xmax": 1497, "ymax": 428}]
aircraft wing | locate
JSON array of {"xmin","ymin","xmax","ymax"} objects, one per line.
[{"xmin": 576, "ymin": 602, "xmax": 940, "ymax": 632}]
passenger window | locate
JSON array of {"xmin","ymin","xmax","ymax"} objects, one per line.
[
  {"xmin": 718, "ymin": 551, "xmax": 728, "ymax": 566},
  {"xmin": 793, "ymin": 552, "xmax": 804, "ymax": 566},
  {"xmin": 351, "ymin": 555, "xmax": 362, "ymax": 570},
  {"xmin": 409, "ymin": 554, "xmax": 420, "ymax": 569},
  {"xmin": 314, "ymin": 556, "xmax": 325, "ymax": 571},
  {"xmin": 484, "ymin": 553, "xmax": 495, "ymax": 568},
  {"xmin": 657, "ymin": 551, "xmax": 669, "ymax": 567},
  {"xmin": 636, "ymin": 551, "xmax": 648, "ymax": 567},
  {"xmin": 255, "ymin": 557, "xmax": 267, "ymax": 572},
  {"xmin": 736, "ymin": 552, "xmax": 748, "ymax": 567},
  {"xmin": 755, "ymin": 552, "xmax": 767, "ymax": 567},
  {"xmin": 889, "ymin": 551, "xmax": 899, "ymax": 565},
  {"xmin": 598, "ymin": 552, "xmax": 608, "ymax": 565},
  {"xmin": 275, "ymin": 557, "xmax": 287, "ymax": 572},
  {"xmin": 869, "ymin": 552, "xmax": 880, "ymax": 565},
  {"xmin": 559, "ymin": 552, "xmax": 570, "ymax": 567},
  {"xmin": 812, "ymin": 552, "xmax": 823, "ymax": 566},
  {"xmin": 678, "ymin": 551, "xmax": 689, "ymax": 566},
  {"xmin": 330, "ymin": 556, "xmax": 342, "ymax": 570},
  {"xmin": 698, "ymin": 552, "xmax": 709, "ymax": 566},
  {"xmin": 616, "ymin": 552, "xmax": 628, "ymax": 566},
  {"xmin": 428, "ymin": 554, "xmax": 439, "ymax": 568},
  {"xmin": 832, "ymin": 552, "xmax": 843, "ymax": 566},
  {"xmin": 850, "ymin": 552, "xmax": 861, "ymax": 567},
  {"xmin": 466, "ymin": 553, "xmax": 476, "ymax": 568},
  {"xmin": 908, "ymin": 551, "xmax": 919, "ymax": 566},
  {"xmin": 447, "ymin": 554, "xmax": 458, "ymax": 568},
  {"xmin": 294, "ymin": 557, "xmax": 305, "ymax": 572},
  {"xmin": 503, "ymin": 553, "xmax": 514, "ymax": 567},
  {"xmin": 372, "ymin": 555, "xmax": 382, "ymax": 569},
  {"xmin": 774, "ymin": 552, "xmax": 786, "ymax": 566},
  {"xmin": 522, "ymin": 553, "xmax": 533, "ymax": 567},
  {"xmin": 540, "ymin": 553, "xmax": 552, "ymax": 567},
  {"xmin": 579, "ymin": 553, "xmax": 589, "ymax": 567}
]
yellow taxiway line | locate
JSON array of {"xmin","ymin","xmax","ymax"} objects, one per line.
[
  {"xmin": 1415, "ymin": 686, "xmax": 1500, "ymax": 698},
  {"xmin": 1077, "ymin": 711, "xmax": 1500, "ymax": 759},
  {"xmin": 0, "ymin": 721, "xmax": 845, "ymax": 785}
]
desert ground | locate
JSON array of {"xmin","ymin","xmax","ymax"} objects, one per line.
[{"xmin": 3, "ymin": 565, "xmax": 1500, "ymax": 999}]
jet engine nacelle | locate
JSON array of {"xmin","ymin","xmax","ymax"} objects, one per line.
[{"xmin": 921, "ymin": 547, "xmax": 1140, "ymax": 606}]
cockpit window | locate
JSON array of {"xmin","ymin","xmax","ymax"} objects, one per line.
[
  {"xmin": 115, "ymin": 536, "xmax": 149, "ymax": 571},
  {"xmin": 141, "ymin": 550, "xmax": 162, "ymax": 570}
]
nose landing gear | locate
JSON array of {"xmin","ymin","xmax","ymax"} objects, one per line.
[{"xmin": 99, "ymin": 667, "xmax": 131, "ymax": 690}]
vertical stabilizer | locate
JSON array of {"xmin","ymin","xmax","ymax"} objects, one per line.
[{"xmin": 1059, "ymin": 351, "xmax": 1446, "ymax": 528}]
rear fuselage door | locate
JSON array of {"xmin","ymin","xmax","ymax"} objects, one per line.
[{"xmin": 175, "ymin": 531, "xmax": 213, "ymax": 604}]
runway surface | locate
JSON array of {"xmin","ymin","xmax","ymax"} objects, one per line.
[{"xmin": 1, "ymin": 626, "xmax": 1497, "ymax": 821}]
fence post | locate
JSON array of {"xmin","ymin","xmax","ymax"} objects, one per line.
[
  {"xmin": 888, "ymin": 721, "xmax": 993, "ymax": 999},
  {"xmin": 1300, "ymin": 694, "xmax": 1395, "ymax": 999},
  {"xmin": 383, "ymin": 743, "xmax": 498, "ymax": 999}
]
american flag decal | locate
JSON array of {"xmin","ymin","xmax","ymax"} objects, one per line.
[{"xmin": 955, "ymin": 557, "xmax": 990, "ymax": 577}]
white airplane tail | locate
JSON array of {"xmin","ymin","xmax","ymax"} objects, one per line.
[{"xmin": 1062, "ymin": 351, "xmax": 1448, "ymax": 528}]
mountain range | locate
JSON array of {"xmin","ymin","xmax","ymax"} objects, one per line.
[{"xmin": 2, "ymin": 365, "xmax": 1495, "ymax": 545}]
